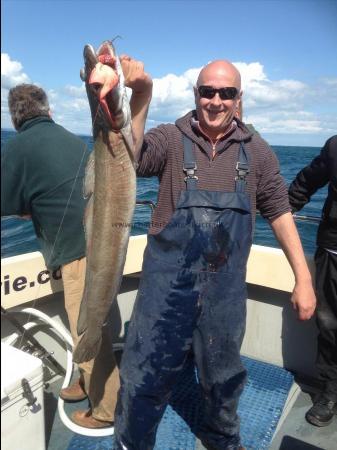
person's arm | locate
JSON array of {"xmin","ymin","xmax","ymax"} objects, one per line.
[
  {"xmin": 270, "ymin": 212, "xmax": 316, "ymax": 321},
  {"xmin": 120, "ymin": 55, "xmax": 153, "ymax": 160},
  {"xmin": 288, "ymin": 142, "xmax": 330, "ymax": 212},
  {"xmin": 1, "ymin": 146, "xmax": 30, "ymax": 217}
]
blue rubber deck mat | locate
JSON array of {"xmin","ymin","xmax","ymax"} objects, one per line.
[{"xmin": 67, "ymin": 356, "xmax": 294, "ymax": 450}]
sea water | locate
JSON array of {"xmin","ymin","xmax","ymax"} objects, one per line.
[{"xmin": 1, "ymin": 129, "xmax": 326, "ymax": 258}]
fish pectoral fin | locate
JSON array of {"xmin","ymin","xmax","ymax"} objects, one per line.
[
  {"xmin": 76, "ymin": 289, "xmax": 89, "ymax": 335},
  {"xmin": 72, "ymin": 331, "xmax": 103, "ymax": 364},
  {"xmin": 84, "ymin": 152, "xmax": 95, "ymax": 198},
  {"xmin": 76, "ymin": 309, "xmax": 87, "ymax": 336}
]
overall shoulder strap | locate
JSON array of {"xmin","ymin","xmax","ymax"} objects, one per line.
[
  {"xmin": 182, "ymin": 135, "xmax": 198, "ymax": 190},
  {"xmin": 235, "ymin": 142, "xmax": 250, "ymax": 193}
]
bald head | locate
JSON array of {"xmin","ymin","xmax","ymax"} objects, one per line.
[
  {"xmin": 197, "ymin": 60, "xmax": 241, "ymax": 91},
  {"xmin": 194, "ymin": 60, "xmax": 242, "ymax": 140}
]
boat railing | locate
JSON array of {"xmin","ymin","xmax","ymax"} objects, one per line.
[
  {"xmin": 256, "ymin": 210, "xmax": 321, "ymax": 224},
  {"xmin": 135, "ymin": 200, "xmax": 322, "ymax": 225},
  {"xmin": 135, "ymin": 200, "xmax": 156, "ymax": 213},
  {"xmin": 292, "ymin": 213, "xmax": 321, "ymax": 223}
]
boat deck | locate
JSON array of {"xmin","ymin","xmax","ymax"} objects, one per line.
[
  {"xmin": 269, "ymin": 380, "xmax": 337, "ymax": 450},
  {"xmin": 2, "ymin": 245, "xmax": 336, "ymax": 449},
  {"xmin": 46, "ymin": 359, "xmax": 337, "ymax": 450}
]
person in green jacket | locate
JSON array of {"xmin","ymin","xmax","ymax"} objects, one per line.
[{"xmin": 1, "ymin": 84, "xmax": 120, "ymax": 428}]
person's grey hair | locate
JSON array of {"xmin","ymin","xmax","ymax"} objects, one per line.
[{"xmin": 8, "ymin": 84, "xmax": 50, "ymax": 130}]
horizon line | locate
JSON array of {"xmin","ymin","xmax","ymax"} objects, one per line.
[{"xmin": 0, "ymin": 128, "xmax": 322, "ymax": 149}]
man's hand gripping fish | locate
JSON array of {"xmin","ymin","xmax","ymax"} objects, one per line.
[{"xmin": 73, "ymin": 41, "xmax": 136, "ymax": 363}]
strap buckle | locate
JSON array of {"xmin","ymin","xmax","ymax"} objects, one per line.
[
  {"xmin": 184, "ymin": 174, "xmax": 199, "ymax": 182},
  {"xmin": 235, "ymin": 161, "xmax": 249, "ymax": 181},
  {"xmin": 183, "ymin": 164, "xmax": 198, "ymax": 182},
  {"xmin": 183, "ymin": 163, "xmax": 197, "ymax": 172}
]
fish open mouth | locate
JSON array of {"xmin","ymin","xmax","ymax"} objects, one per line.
[{"xmin": 84, "ymin": 41, "xmax": 122, "ymax": 129}]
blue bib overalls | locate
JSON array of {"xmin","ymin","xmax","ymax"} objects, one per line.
[{"xmin": 115, "ymin": 136, "xmax": 252, "ymax": 450}]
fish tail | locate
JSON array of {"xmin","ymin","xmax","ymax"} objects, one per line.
[{"xmin": 72, "ymin": 332, "xmax": 102, "ymax": 363}]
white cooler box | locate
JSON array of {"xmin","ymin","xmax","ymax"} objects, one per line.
[{"xmin": 1, "ymin": 342, "xmax": 45, "ymax": 450}]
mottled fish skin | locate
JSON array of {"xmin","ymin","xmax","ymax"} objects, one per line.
[{"xmin": 73, "ymin": 41, "xmax": 136, "ymax": 363}]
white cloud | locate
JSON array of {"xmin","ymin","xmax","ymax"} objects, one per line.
[
  {"xmin": 1, "ymin": 53, "xmax": 336, "ymax": 145},
  {"xmin": 148, "ymin": 61, "xmax": 310, "ymax": 121},
  {"xmin": 150, "ymin": 68, "xmax": 201, "ymax": 120},
  {"xmin": 60, "ymin": 98, "xmax": 89, "ymax": 111},
  {"xmin": 63, "ymin": 84, "xmax": 86, "ymax": 98},
  {"xmin": 1, "ymin": 53, "xmax": 30, "ymax": 89},
  {"xmin": 321, "ymin": 77, "xmax": 337, "ymax": 87},
  {"xmin": 234, "ymin": 62, "xmax": 268, "ymax": 86},
  {"xmin": 246, "ymin": 114, "xmax": 322, "ymax": 134},
  {"xmin": 148, "ymin": 61, "xmax": 336, "ymax": 140},
  {"xmin": 47, "ymin": 89, "xmax": 59, "ymax": 101},
  {"xmin": 315, "ymin": 77, "xmax": 337, "ymax": 106},
  {"xmin": 1, "ymin": 54, "xmax": 32, "ymax": 128}
]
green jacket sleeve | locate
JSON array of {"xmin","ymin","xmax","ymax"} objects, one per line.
[{"xmin": 1, "ymin": 144, "xmax": 30, "ymax": 216}]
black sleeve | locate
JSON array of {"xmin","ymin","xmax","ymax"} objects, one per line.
[{"xmin": 288, "ymin": 141, "xmax": 330, "ymax": 213}]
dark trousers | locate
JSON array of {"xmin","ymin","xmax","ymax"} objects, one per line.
[
  {"xmin": 315, "ymin": 247, "xmax": 337, "ymax": 400},
  {"xmin": 114, "ymin": 263, "xmax": 247, "ymax": 450}
]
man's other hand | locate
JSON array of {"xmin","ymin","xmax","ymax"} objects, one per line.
[{"xmin": 291, "ymin": 280, "xmax": 317, "ymax": 320}]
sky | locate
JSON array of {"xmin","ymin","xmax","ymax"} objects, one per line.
[{"xmin": 1, "ymin": 0, "xmax": 337, "ymax": 147}]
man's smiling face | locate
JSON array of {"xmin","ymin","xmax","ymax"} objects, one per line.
[{"xmin": 194, "ymin": 60, "xmax": 241, "ymax": 141}]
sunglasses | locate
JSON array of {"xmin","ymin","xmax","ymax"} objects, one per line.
[{"xmin": 198, "ymin": 85, "xmax": 238, "ymax": 100}]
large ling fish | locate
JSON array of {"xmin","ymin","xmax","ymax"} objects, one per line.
[{"xmin": 72, "ymin": 41, "xmax": 136, "ymax": 363}]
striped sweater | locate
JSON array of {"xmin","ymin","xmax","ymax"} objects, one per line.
[{"xmin": 137, "ymin": 111, "xmax": 291, "ymax": 235}]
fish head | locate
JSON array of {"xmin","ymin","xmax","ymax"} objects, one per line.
[{"xmin": 81, "ymin": 41, "xmax": 129, "ymax": 137}]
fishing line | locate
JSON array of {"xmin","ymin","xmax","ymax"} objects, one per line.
[
  {"xmin": 15, "ymin": 73, "xmax": 103, "ymax": 346},
  {"xmin": 16, "ymin": 136, "xmax": 90, "ymax": 350},
  {"xmin": 112, "ymin": 35, "xmax": 123, "ymax": 43}
]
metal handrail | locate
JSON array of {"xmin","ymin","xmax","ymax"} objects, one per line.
[
  {"xmin": 293, "ymin": 213, "xmax": 321, "ymax": 223},
  {"xmin": 256, "ymin": 210, "xmax": 321, "ymax": 224},
  {"xmin": 257, "ymin": 211, "xmax": 321, "ymax": 224},
  {"xmin": 135, "ymin": 202, "xmax": 321, "ymax": 224},
  {"xmin": 136, "ymin": 200, "xmax": 156, "ymax": 213}
]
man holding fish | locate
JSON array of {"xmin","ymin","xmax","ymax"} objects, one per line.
[
  {"xmin": 107, "ymin": 55, "xmax": 316, "ymax": 449},
  {"xmin": 76, "ymin": 43, "xmax": 316, "ymax": 449}
]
